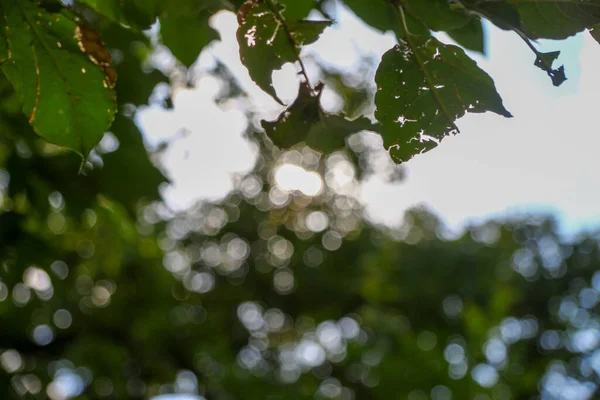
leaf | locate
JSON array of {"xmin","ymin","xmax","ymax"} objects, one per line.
[
  {"xmin": 278, "ymin": 0, "xmax": 314, "ymax": 19},
  {"xmin": 262, "ymin": 83, "xmax": 380, "ymax": 152},
  {"xmin": 457, "ymin": 0, "xmax": 522, "ymax": 32},
  {"xmin": 160, "ymin": 10, "xmax": 219, "ymax": 67},
  {"xmin": 374, "ymin": 35, "xmax": 511, "ymax": 163},
  {"xmin": 534, "ymin": 50, "xmax": 567, "ymax": 87},
  {"xmin": 343, "ymin": 0, "xmax": 429, "ymax": 37},
  {"xmin": 288, "ymin": 20, "xmax": 333, "ymax": 46},
  {"xmin": 0, "ymin": 0, "xmax": 116, "ymax": 157},
  {"xmin": 590, "ymin": 24, "xmax": 600, "ymax": 44},
  {"xmin": 447, "ymin": 17, "xmax": 486, "ymax": 54},
  {"xmin": 513, "ymin": 0, "xmax": 600, "ymax": 39},
  {"xmin": 75, "ymin": 0, "xmax": 162, "ymax": 30},
  {"xmin": 404, "ymin": 0, "xmax": 471, "ymax": 32},
  {"xmin": 236, "ymin": 0, "xmax": 330, "ymax": 104}
]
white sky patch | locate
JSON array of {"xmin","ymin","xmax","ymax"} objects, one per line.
[
  {"xmin": 136, "ymin": 6, "xmax": 600, "ymax": 234},
  {"xmin": 138, "ymin": 75, "xmax": 256, "ymax": 210},
  {"xmin": 275, "ymin": 164, "xmax": 323, "ymax": 196}
]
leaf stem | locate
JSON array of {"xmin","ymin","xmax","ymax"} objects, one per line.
[
  {"xmin": 395, "ymin": 5, "xmax": 458, "ymax": 133},
  {"xmin": 263, "ymin": 0, "xmax": 313, "ymax": 92}
]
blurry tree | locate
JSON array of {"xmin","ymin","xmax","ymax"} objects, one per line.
[{"xmin": 1, "ymin": 0, "xmax": 600, "ymax": 399}]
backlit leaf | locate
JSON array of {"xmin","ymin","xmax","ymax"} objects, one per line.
[
  {"xmin": 236, "ymin": 0, "xmax": 330, "ymax": 104},
  {"xmin": 375, "ymin": 35, "xmax": 511, "ymax": 163},
  {"xmin": 0, "ymin": 0, "xmax": 116, "ymax": 157}
]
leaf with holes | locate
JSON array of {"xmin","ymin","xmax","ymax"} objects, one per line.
[
  {"xmin": 236, "ymin": 0, "xmax": 330, "ymax": 104},
  {"xmin": 0, "ymin": 0, "xmax": 116, "ymax": 157},
  {"xmin": 374, "ymin": 36, "xmax": 511, "ymax": 163}
]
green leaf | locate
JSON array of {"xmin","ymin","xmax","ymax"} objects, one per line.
[
  {"xmin": 160, "ymin": 10, "xmax": 219, "ymax": 68},
  {"xmin": 513, "ymin": 0, "xmax": 600, "ymax": 39},
  {"xmin": 288, "ymin": 20, "xmax": 333, "ymax": 46},
  {"xmin": 404, "ymin": 0, "xmax": 471, "ymax": 31},
  {"xmin": 262, "ymin": 83, "xmax": 380, "ymax": 152},
  {"xmin": 75, "ymin": 0, "xmax": 162, "ymax": 30},
  {"xmin": 278, "ymin": 0, "xmax": 314, "ymax": 19},
  {"xmin": 457, "ymin": 0, "xmax": 522, "ymax": 32},
  {"xmin": 374, "ymin": 36, "xmax": 511, "ymax": 163},
  {"xmin": 236, "ymin": 0, "xmax": 330, "ymax": 104},
  {"xmin": 447, "ymin": 17, "xmax": 486, "ymax": 54},
  {"xmin": 343, "ymin": 0, "xmax": 429, "ymax": 37},
  {"xmin": 534, "ymin": 50, "xmax": 566, "ymax": 87},
  {"xmin": 592, "ymin": 25, "xmax": 600, "ymax": 44},
  {"xmin": 0, "ymin": 0, "xmax": 116, "ymax": 157}
]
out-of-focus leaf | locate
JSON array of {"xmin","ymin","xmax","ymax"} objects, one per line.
[
  {"xmin": 100, "ymin": 24, "xmax": 166, "ymax": 106},
  {"xmin": 236, "ymin": 0, "xmax": 330, "ymax": 104},
  {"xmin": 515, "ymin": 0, "xmax": 600, "ymax": 39},
  {"xmin": 447, "ymin": 17, "xmax": 485, "ymax": 54},
  {"xmin": 75, "ymin": 0, "xmax": 162, "ymax": 30},
  {"xmin": 404, "ymin": 0, "xmax": 471, "ymax": 31},
  {"xmin": 374, "ymin": 35, "xmax": 511, "ymax": 163},
  {"xmin": 262, "ymin": 83, "xmax": 380, "ymax": 152},
  {"xmin": 160, "ymin": 10, "xmax": 219, "ymax": 67},
  {"xmin": 0, "ymin": 0, "xmax": 116, "ymax": 157}
]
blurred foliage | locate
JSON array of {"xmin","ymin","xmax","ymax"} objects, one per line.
[{"xmin": 1, "ymin": 1, "xmax": 600, "ymax": 400}]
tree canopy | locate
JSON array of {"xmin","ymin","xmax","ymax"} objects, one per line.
[{"xmin": 1, "ymin": 0, "xmax": 600, "ymax": 399}]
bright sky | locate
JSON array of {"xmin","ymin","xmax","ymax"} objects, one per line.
[{"xmin": 137, "ymin": 2, "xmax": 600, "ymax": 236}]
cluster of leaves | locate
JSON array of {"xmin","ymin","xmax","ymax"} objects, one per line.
[{"xmin": 1, "ymin": 0, "xmax": 599, "ymax": 164}]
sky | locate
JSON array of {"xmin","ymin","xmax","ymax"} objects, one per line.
[{"xmin": 137, "ymin": 1, "xmax": 600, "ymax": 236}]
